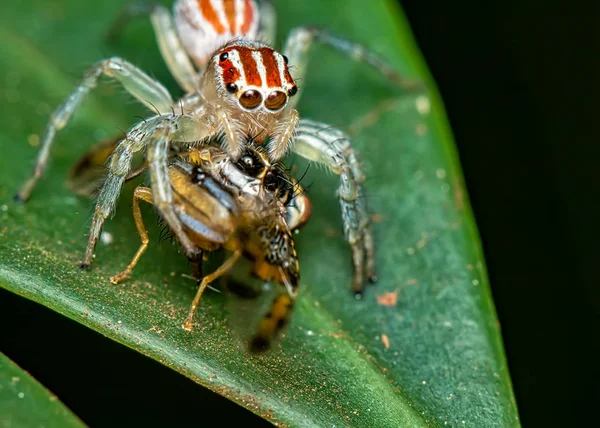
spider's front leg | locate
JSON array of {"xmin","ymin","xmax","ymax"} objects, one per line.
[
  {"xmin": 81, "ymin": 113, "xmax": 214, "ymax": 268},
  {"xmin": 15, "ymin": 57, "xmax": 174, "ymax": 202},
  {"xmin": 293, "ymin": 120, "xmax": 376, "ymax": 295}
]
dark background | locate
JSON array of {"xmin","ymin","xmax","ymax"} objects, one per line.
[{"xmin": 1, "ymin": 1, "xmax": 598, "ymax": 426}]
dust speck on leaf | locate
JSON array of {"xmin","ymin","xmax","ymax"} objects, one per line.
[
  {"xmin": 376, "ymin": 291, "xmax": 398, "ymax": 307},
  {"xmin": 381, "ymin": 334, "xmax": 390, "ymax": 349}
]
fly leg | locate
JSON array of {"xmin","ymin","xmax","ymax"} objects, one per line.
[
  {"xmin": 182, "ymin": 250, "xmax": 242, "ymax": 331},
  {"xmin": 110, "ymin": 186, "xmax": 154, "ymax": 283}
]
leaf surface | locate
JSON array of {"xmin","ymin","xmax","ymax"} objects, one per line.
[
  {"xmin": 0, "ymin": 0, "xmax": 519, "ymax": 426},
  {"xmin": 0, "ymin": 352, "xmax": 84, "ymax": 427}
]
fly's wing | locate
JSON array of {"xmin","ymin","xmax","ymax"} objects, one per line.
[{"xmin": 67, "ymin": 135, "xmax": 148, "ymax": 198}]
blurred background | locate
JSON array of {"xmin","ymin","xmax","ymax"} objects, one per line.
[
  {"xmin": 1, "ymin": 0, "xmax": 597, "ymax": 426},
  {"xmin": 400, "ymin": 1, "xmax": 598, "ymax": 426}
]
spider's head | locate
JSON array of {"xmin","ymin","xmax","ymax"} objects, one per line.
[{"xmin": 211, "ymin": 41, "xmax": 298, "ymax": 114}]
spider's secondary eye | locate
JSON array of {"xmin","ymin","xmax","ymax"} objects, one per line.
[
  {"xmin": 239, "ymin": 90, "xmax": 263, "ymax": 110},
  {"xmin": 288, "ymin": 86, "xmax": 298, "ymax": 97},
  {"xmin": 282, "ymin": 55, "xmax": 289, "ymax": 64},
  {"xmin": 265, "ymin": 91, "xmax": 287, "ymax": 111},
  {"xmin": 219, "ymin": 52, "xmax": 229, "ymax": 62},
  {"xmin": 226, "ymin": 83, "xmax": 238, "ymax": 93}
]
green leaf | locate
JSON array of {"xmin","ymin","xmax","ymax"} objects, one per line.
[
  {"xmin": 0, "ymin": 0, "xmax": 520, "ymax": 426},
  {"xmin": 0, "ymin": 352, "xmax": 84, "ymax": 427}
]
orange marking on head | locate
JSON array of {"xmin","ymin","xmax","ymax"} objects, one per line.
[
  {"xmin": 198, "ymin": 0, "xmax": 226, "ymax": 34},
  {"xmin": 223, "ymin": 0, "xmax": 237, "ymax": 33},
  {"xmin": 237, "ymin": 47, "xmax": 262, "ymax": 87},
  {"xmin": 241, "ymin": 0, "xmax": 255, "ymax": 34},
  {"xmin": 218, "ymin": 50, "xmax": 242, "ymax": 87},
  {"xmin": 283, "ymin": 64, "xmax": 295, "ymax": 86},
  {"xmin": 258, "ymin": 48, "xmax": 282, "ymax": 88}
]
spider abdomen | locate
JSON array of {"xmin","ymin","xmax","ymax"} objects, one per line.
[{"xmin": 175, "ymin": 0, "xmax": 260, "ymax": 67}]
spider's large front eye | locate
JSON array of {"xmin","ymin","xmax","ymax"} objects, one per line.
[
  {"xmin": 239, "ymin": 90, "xmax": 263, "ymax": 110},
  {"xmin": 265, "ymin": 91, "xmax": 287, "ymax": 111}
]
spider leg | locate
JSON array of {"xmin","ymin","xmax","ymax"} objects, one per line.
[
  {"xmin": 283, "ymin": 26, "xmax": 421, "ymax": 109},
  {"xmin": 15, "ymin": 57, "xmax": 174, "ymax": 202},
  {"xmin": 256, "ymin": 0, "xmax": 277, "ymax": 44},
  {"xmin": 81, "ymin": 113, "xmax": 214, "ymax": 268},
  {"xmin": 292, "ymin": 119, "xmax": 375, "ymax": 294},
  {"xmin": 110, "ymin": 186, "xmax": 154, "ymax": 284},
  {"xmin": 107, "ymin": 2, "xmax": 198, "ymax": 92}
]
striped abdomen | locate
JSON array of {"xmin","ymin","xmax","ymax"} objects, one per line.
[{"xmin": 175, "ymin": 0, "xmax": 260, "ymax": 67}]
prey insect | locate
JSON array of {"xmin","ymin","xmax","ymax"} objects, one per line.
[
  {"xmin": 96, "ymin": 141, "xmax": 310, "ymax": 351},
  {"xmin": 16, "ymin": 0, "xmax": 416, "ymax": 294}
]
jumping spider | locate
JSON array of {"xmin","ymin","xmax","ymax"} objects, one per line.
[{"xmin": 16, "ymin": 0, "xmax": 415, "ymax": 293}]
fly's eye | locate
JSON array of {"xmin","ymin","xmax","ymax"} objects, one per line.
[
  {"xmin": 264, "ymin": 91, "xmax": 287, "ymax": 111},
  {"xmin": 236, "ymin": 150, "xmax": 263, "ymax": 176},
  {"xmin": 264, "ymin": 171, "xmax": 279, "ymax": 192},
  {"xmin": 226, "ymin": 83, "xmax": 238, "ymax": 93},
  {"xmin": 219, "ymin": 52, "xmax": 229, "ymax": 62},
  {"xmin": 241, "ymin": 155, "xmax": 254, "ymax": 168},
  {"xmin": 239, "ymin": 90, "xmax": 263, "ymax": 110},
  {"xmin": 288, "ymin": 85, "xmax": 298, "ymax": 97},
  {"xmin": 282, "ymin": 54, "xmax": 289, "ymax": 64}
]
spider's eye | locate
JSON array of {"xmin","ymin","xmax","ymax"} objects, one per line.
[
  {"xmin": 288, "ymin": 85, "xmax": 298, "ymax": 97},
  {"xmin": 219, "ymin": 52, "xmax": 229, "ymax": 62},
  {"xmin": 282, "ymin": 54, "xmax": 289, "ymax": 64},
  {"xmin": 226, "ymin": 83, "xmax": 238, "ymax": 93},
  {"xmin": 239, "ymin": 90, "xmax": 263, "ymax": 110},
  {"xmin": 265, "ymin": 91, "xmax": 287, "ymax": 111}
]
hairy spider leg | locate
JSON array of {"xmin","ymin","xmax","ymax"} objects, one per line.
[
  {"xmin": 81, "ymin": 113, "xmax": 216, "ymax": 268},
  {"xmin": 107, "ymin": 0, "xmax": 275, "ymax": 83},
  {"xmin": 283, "ymin": 25, "xmax": 421, "ymax": 111},
  {"xmin": 107, "ymin": 2, "xmax": 198, "ymax": 91},
  {"xmin": 15, "ymin": 57, "xmax": 174, "ymax": 202},
  {"xmin": 292, "ymin": 119, "xmax": 375, "ymax": 294}
]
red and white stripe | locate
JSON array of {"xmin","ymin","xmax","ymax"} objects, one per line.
[
  {"xmin": 215, "ymin": 41, "xmax": 297, "ymax": 111},
  {"xmin": 175, "ymin": 0, "xmax": 260, "ymax": 68}
]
